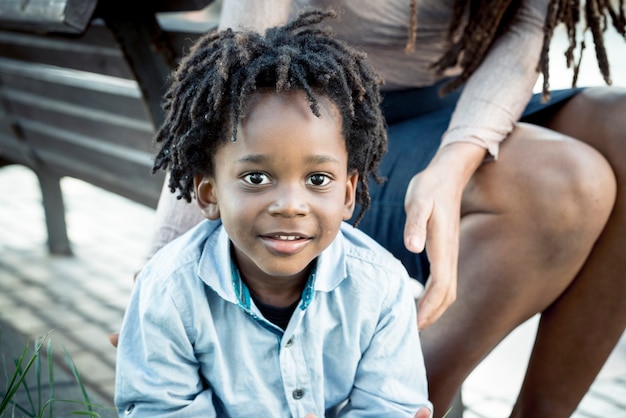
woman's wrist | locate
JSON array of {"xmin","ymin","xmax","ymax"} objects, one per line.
[{"xmin": 430, "ymin": 141, "xmax": 487, "ymax": 186}]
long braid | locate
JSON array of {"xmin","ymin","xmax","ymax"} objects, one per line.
[
  {"xmin": 540, "ymin": 0, "xmax": 625, "ymax": 100},
  {"xmin": 411, "ymin": 0, "xmax": 626, "ymax": 99},
  {"xmin": 152, "ymin": 9, "xmax": 386, "ymax": 225}
]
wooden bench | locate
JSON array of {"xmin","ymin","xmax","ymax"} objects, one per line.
[{"xmin": 0, "ymin": 0, "xmax": 216, "ymax": 255}]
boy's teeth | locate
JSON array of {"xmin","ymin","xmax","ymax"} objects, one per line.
[{"xmin": 279, "ymin": 235, "xmax": 297, "ymax": 240}]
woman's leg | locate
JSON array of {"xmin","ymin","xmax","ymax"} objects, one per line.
[
  {"xmin": 420, "ymin": 121, "xmax": 617, "ymax": 417},
  {"xmin": 508, "ymin": 86, "xmax": 626, "ymax": 417}
]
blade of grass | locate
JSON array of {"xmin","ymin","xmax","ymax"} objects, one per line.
[
  {"xmin": 4, "ymin": 400, "xmax": 32, "ymax": 417},
  {"xmin": 70, "ymin": 411, "xmax": 101, "ymax": 416},
  {"xmin": 38, "ymin": 399, "xmax": 102, "ymax": 418},
  {"xmin": 17, "ymin": 357, "xmax": 36, "ymax": 415},
  {"xmin": 35, "ymin": 338, "xmax": 41, "ymax": 418},
  {"xmin": 0, "ymin": 342, "xmax": 38, "ymax": 414},
  {"xmin": 2, "ymin": 332, "xmax": 103, "ymax": 418},
  {"xmin": 62, "ymin": 348, "xmax": 93, "ymax": 412},
  {"xmin": 46, "ymin": 340, "xmax": 54, "ymax": 418}
]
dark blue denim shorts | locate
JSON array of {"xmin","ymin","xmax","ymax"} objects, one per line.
[{"xmin": 350, "ymin": 81, "xmax": 582, "ymax": 283}]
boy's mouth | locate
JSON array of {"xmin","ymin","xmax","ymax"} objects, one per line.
[{"xmin": 261, "ymin": 233, "xmax": 312, "ymax": 254}]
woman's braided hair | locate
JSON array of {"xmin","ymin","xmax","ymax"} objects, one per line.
[
  {"xmin": 153, "ymin": 9, "xmax": 386, "ymax": 225},
  {"xmin": 407, "ymin": 0, "xmax": 625, "ymax": 99}
]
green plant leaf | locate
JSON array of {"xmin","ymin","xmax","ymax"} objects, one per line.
[
  {"xmin": 0, "ymin": 339, "xmax": 42, "ymax": 415},
  {"xmin": 63, "ymin": 347, "xmax": 93, "ymax": 412},
  {"xmin": 46, "ymin": 340, "xmax": 54, "ymax": 418},
  {"xmin": 2, "ymin": 331, "xmax": 105, "ymax": 418}
]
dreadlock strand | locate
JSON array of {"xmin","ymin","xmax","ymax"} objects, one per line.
[
  {"xmin": 586, "ymin": 0, "xmax": 613, "ymax": 84},
  {"xmin": 276, "ymin": 48, "xmax": 296, "ymax": 91},
  {"xmin": 291, "ymin": 63, "xmax": 323, "ymax": 117},
  {"xmin": 210, "ymin": 38, "xmax": 241, "ymax": 111},
  {"xmin": 563, "ymin": 0, "xmax": 579, "ymax": 68},
  {"xmin": 429, "ymin": 0, "xmax": 624, "ymax": 101},
  {"xmin": 405, "ymin": 0, "xmax": 419, "ymax": 53},
  {"xmin": 438, "ymin": 2, "xmax": 511, "ymax": 93},
  {"xmin": 315, "ymin": 53, "xmax": 356, "ymax": 116},
  {"xmin": 432, "ymin": 0, "xmax": 520, "ymax": 95},
  {"xmin": 616, "ymin": 0, "xmax": 626, "ymax": 34},
  {"xmin": 538, "ymin": 0, "xmax": 562, "ymax": 100},
  {"xmin": 572, "ymin": 39, "xmax": 586, "ymax": 86}
]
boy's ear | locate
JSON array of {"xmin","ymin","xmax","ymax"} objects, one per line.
[
  {"xmin": 194, "ymin": 174, "xmax": 220, "ymax": 220},
  {"xmin": 342, "ymin": 171, "xmax": 359, "ymax": 220}
]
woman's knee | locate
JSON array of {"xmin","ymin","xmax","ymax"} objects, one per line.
[
  {"xmin": 542, "ymin": 136, "xmax": 616, "ymax": 234},
  {"xmin": 547, "ymin": 86, "xmax": 626, "ymax": 183},
  {"xmin": 470, "ymin": 123, "xmax": 616, "ymax": 263}
]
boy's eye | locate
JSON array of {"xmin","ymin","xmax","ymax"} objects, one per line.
[
  {"xmin": 307, "ymin": 174, "xmax": 331, "ymax": 187},
  {"xmin": 243, "ymin": 172, "xmax": 270, "ymax": 185}
]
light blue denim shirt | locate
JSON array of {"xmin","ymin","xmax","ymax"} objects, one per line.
[{"xmin": 115, "ymin": 220, "xmax": 432, "ymax": 417}]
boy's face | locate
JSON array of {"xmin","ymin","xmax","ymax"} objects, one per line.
[{"xmin": 195, "ymin": 90, "xmax": 358, "ymax": 284}]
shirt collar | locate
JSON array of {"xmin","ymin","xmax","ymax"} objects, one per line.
[{"xmin": 196, "ymin": 222, "xmax": 348, "ymax": 305}]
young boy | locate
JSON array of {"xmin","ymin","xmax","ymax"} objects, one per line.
[{"xmin": 115, "ymin": 10, "xmax": 432, "ymax": 417}]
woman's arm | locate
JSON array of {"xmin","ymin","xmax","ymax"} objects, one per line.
[
  {"xmin": 441, "ymin": 0, "xmax": 548, "ymax": 158},
  {"xmin": 405, "ymin": 0, "xmax": 549, "ymax": 329}
]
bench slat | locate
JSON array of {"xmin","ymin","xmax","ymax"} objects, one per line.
[
  {"xmin": 0, "ymin": 0, "xmax": 97, "ymax": 34},
  {"xmin": 0, "ymin": 24, "xmax": 136, "ymax": 79}
]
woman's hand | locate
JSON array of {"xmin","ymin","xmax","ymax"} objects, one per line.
[{"xmin": 404, "ymin": 142, "xmax": 485, "ymax": 329}]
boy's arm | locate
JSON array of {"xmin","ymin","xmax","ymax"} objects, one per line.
[
  {"xmin": 115, "ymin": 277, "xmax": 216, "ymax": 417},
  {"xmin": 340, "ymin": 274, "xmax": 433, "ymax": 417}
]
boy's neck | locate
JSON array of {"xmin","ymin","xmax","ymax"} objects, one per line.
[{"xmin": 241, "ymin": 277, "xmax": 306, "ymax": 308}]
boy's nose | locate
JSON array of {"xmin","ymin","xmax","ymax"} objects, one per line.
[{"xmin": 268, "ymin": 185, "xmax": 309, "ymax": 217}]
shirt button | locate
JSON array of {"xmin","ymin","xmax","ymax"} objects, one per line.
[
  {"xmin": 285, "ymin": 337, "xmax": 294, "ymax": 347},
  {"xmin": 292, "ymin": 388, "xmax": 304, "ymax": 399},
  {"xmin": 124, "ymin": 404, "xmax": 135, "ymax": 414}
]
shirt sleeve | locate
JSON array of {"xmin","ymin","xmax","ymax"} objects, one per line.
[
  {"xmin": 440, "ymin": 0, "xmax": 548, "ymax": 159},
  {"xmin": 339, "ymin": 270, "xmax": 433, "ymax": 417},
  {"xmin": 114, "ymin": 272, "xmax": 216, "ymax": 417}
]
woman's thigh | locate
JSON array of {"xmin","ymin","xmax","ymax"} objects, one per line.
[
  {"xmin": 460, "ymin": 122, "xmax": 615, "ymax": 299},
  {"xmin": 355, "ymin": 86, "xmax": 619, "ymax": 284},
  {"xmin": 421, "ymin": 123, "xmax": 616, "ymax": 372}
]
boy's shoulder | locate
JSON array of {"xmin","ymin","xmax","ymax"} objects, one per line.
[
  {"xmin": 338, "ymin": 222, "xmax": 406, "ymax": 274},
  {"xmin": 138, "ymin": 220, "xmax": 222, "ymax": 287},
  {"xmin": 330, "ymin": 223, "xmax": 412, "ymax": 294},
  {"xmin": 323, "ymin": 223, "xmax": 416, "ymax": 309}
]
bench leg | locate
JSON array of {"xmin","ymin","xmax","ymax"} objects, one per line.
[{"xmin": 35, "ymin": 169, "xmax": 72, "ymax": 255}]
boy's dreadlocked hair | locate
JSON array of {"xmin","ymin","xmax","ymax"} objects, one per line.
[
  {"xmin": 152, "ymin": 9, "xmax": 386, "ymax": 225},
  {"xmin": 407, "ymin": 0, "xmax": 626, "ymax": 100}
]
